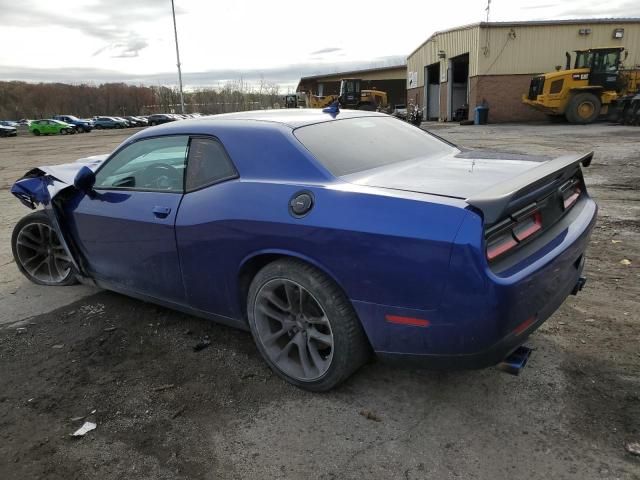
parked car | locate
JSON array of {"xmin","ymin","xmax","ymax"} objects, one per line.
[
  {"xmin": 10, "ymin": 110, "xmax": 597, "ymax": 391},
  {"xmin": 391, "ymin": 104, "xmax": 407, "ymax": 120},
  {"xmin": 17, "ymin": 119, "xmax": 32, "ymax": 126},
  {"xmin": 0, "ymin": 124, "xmax": 17, "ymax": 137},
  {"xmin": 147, "ymin": 114, "xmax": 176, "ymax": 126},
  {"xmin": 29, "ymin": 119, "xmax": 76, "ymax": 136},
  {"xmin": 0, "ymin": 120, "xmax": 19, "ymax": 128},
  {"xmin": 93, "ymin": 117, "xmax": 128, "ymax": 129},
  {"xmin": 125, "ymin": 116, "xmax": 149, "ymax": 127},
  {"xmin": 52, "ymin": 115, "xmax": 93, "ymax": 133},
  {"xmin": 112, "ymin": 117, "xmax": 131, "ymax": 127}
]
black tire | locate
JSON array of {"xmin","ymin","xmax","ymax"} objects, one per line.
[
  {"xmin": 247, "ymin": 258, "xmax": 370, "ymax": 391},
  {"xmin": 11, "ymin": 211, "xmax": 78, "ymax": 286},
  {"xmin": 565, "ymin": 92, "xmax": 601, "ymax": 124},
  {"xmin": 633, "ymin": 101, "xmax": 640, "ymax": 126},
  {"xmin": 32, "ymin": 129, "xmax": 40, "ymax": 136},
  {"xmin": 60, "ymin": 128, "xmax": 68, "ymax": 135},
  {"xmin": 95, "ymin": 124, "xmax": 103, "ymax": 130},
  {"xmin": 357, "ymin": 102, "xmax": 375, "ymax": 111},
  {"xmin": 546, "ymin": 114, "xmax": 566, "ymax": 123}
]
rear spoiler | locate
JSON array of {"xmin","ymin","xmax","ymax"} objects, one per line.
[{"xmin": 466, "ymin": 151, "xmax": 593, "ymax": 225}]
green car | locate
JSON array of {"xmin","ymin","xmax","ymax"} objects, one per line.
[{"xmin": 29, "ymin": 119, "xmax": 76, "ymax": 136}]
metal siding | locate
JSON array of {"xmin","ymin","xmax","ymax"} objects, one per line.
[
  {"xmin": 408, "ymin": 22, "xmax": 640, "ymax": 85},
  {"xmin": 309, "ymin": 66, "xmax": 407, "ymax": 83},
  {"xmin": 407, "ymin": 26, "xmax": 479, "ymax": 88},
  {"xmin": 476, "ymin": 23, "xmax": 640, "ymax": 75}
]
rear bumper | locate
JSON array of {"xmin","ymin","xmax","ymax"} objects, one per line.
[
  {"xmin": 377, "ymin": 269, "xmax": 586, "ymax": 369},
  {"xmin": 354, "ymin": 196, "xmax": 597, "ymax": 368}
]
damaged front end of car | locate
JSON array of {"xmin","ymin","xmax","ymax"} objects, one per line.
[{"xmin": 10, "ymin": 155, "xmax": 108, "ymax": 282}]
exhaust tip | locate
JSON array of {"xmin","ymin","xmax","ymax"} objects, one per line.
[
  {"xmin": 497, "ymin": 346, "xmax": 532, "ymax": 376},
  {"xmin": 571, "ymin": 276, "xmax": 587, "ymax": 295}
]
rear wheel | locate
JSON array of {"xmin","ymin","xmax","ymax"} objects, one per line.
[
  {"xmin": 11, "ymin": 211, "xmax": 77, "ymax": 286},
  {"xmin": 95, "ymin": 124, "xmax": 103, "ymax": 129},
  {"xmin": 566, "ymin": 92, "xmax": 601, "ymax": 124},
  {"xmin": 247, "ymin": 259, "xmax": 370, "ymax": 391}
]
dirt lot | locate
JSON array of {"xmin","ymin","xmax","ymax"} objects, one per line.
[{"xmin": 0, "ymin": 124, "xmax": 638, "ymax": 479}]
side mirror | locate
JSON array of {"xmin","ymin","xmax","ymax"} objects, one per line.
[{"xmin": 74, "ymin": 166, "xmax": 96, "ymax": 195}]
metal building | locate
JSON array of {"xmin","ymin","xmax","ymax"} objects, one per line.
[
  {"xmin": 296, "ymin": 65, "xmax": 407, "ymax": 109},
  {"xmin": 406, "ymin": 18, "xmax": 640, "ymax": 122}
]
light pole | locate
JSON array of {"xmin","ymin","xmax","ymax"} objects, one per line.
[{"xmin": 171, "ymin": 0, "xmax": 185, "ymax": 113}]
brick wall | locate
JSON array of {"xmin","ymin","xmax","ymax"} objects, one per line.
[
  {"xmin": 470, "ymin": 74, "xmax": 547, "ymax": 123},
  {"xmin": 406, "ymin": 87, "xmax": 422, "ymax": 108}
]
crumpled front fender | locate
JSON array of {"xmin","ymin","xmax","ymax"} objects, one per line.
[
  {"xmin": 10, "ymin": 154, "xmax": 108, "ymax": 280},
  {"xmin": 11, "ymin": 172, "xmax": 54, "ymax": 209},
  {"xmin": 10, "ymin": 154, "xmax": 108, "ymax": 208}
]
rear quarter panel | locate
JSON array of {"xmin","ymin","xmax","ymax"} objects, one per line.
[{"xmin": 174, "ymin": 124, "xmax": 467, "ymax": 321}]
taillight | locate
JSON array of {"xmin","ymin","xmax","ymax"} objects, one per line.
[
  {"xmin": 485, "ymin": 208, "xmax": 543, "ymax": 262},
  {"xmin": 512, "ymin": 212, "xmax": 542, "ymax": 242},
  {"xmin": 487, "ymin": 233, "xmax": 518, "ymax": 261},
  {"xmin": 560, "ymin": 179, "xmax": 582, "ymax": 211},
  {"xmin": 563, "ymin": 186, "xmax": 581, "ymax": 210}
]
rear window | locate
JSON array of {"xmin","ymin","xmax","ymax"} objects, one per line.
[{"xmin": 294, "ymin": 117, "xmax": 455, "ymax": 177}]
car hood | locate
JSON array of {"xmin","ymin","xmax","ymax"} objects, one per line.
[
  {"xmin": 341, "ymin": 150, "xmax": 550, "ymax": 200},
  {"xmin": 10, "ymin": 154, "xmax": 108, "ymax": 208},
  {"xmin": 37, "ymin": 154, "xmax": 108, "ymax": 183}
]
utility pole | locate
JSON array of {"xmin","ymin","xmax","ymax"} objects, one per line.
[{"xmin": 171, "ymin": 0, "xmax": 185, "ymax": 113}]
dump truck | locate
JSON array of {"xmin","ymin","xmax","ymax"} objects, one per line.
[{"xmin": 522, "ymin": 46, "xmax": 640, "ymax": 124}]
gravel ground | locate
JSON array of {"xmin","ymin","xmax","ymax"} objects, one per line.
[{"xmin": 0, "ymin": 123, "xmax": 638, "ymax": 479}]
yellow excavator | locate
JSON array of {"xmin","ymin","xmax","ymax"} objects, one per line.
[
  {"xmin": 522, "ymin": 47, "xmax": 640, "ymax": 124},
  {"xmin": 303, "ymin": 79, "xmax": 389, "ymax": 111}
]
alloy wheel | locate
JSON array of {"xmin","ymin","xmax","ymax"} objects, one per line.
[
  {"xmin": 15, "ymin": 222, "xmax": 72, "ymax": 284},
  {"xmin": 254, "ymin": 279, "xmax": 334, "ymax": 381}
]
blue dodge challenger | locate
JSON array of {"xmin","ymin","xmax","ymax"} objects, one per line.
[{"xmin": 10, "ymin": 109, "xmax": 597, "ymax": 391}]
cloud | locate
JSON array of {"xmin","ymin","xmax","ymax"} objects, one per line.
[
  {"xmin": 557, "ymin": 3, "xmax": 640, "ymax": 17},
  {"xmin": 0, "ymin": 0, "xmax": 171, "ymax": 58},
  {"xmin": 310, "ymin": 47, "xmax": 343, "ymax": 55},
  {"xmin": 93, "ymin": 38, "xmax": 150, "ymax": 58},
  {"xmin": 0, "ymin": 56, "xmax": 407, "ymax": 89}
]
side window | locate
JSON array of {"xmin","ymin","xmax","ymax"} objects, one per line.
[
  {"xmin": 185, "ymin": 137, "xmax": 237, "ymax": 191},
  {"xmin": 95, "ymin": 136, "xmax": 188, "ymax": 192}
]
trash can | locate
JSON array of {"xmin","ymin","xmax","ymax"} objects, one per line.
[{"xmin": 474, "ymin": 106, "xmax": 489, "ymax": 125}]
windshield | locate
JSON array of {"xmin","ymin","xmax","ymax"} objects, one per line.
[
  {"xmin": 294, "ymin": 117, "xmax": 457, "ymax": 177},
  {"xmin": 574, "ymin": 51, "xmax": 593, "ymax": 69}
]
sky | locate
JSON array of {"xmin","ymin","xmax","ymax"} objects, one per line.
[{"xmin": 0, "ymin": 0, "xmax": 638, "ymax": 91}]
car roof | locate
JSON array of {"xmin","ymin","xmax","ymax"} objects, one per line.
[{"xmin": 198, "ymin": 108, "xmax": 383, "ymax": 128}]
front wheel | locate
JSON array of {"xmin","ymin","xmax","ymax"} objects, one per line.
[
  {"xmin": 247, "ymin": 259, "xmax": 370, "ymax": 391},
  {"xmin": 566, "ymin": 92, "xmax": 601, "ymax": 124},
  {"xmin": 32, "ymin": 129, "xmax": 40, "ymax": 136},
  {"xmin": 11, "ymin": 211, "xmax": 78, "ymax": 286},
  {"xmin": 60, "ymin": 128, "xmax": 68, "ymax": 135}
]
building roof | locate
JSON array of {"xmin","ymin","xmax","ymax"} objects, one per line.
[
  {"xmin": 409, "ymin": 17, "xmax": 640, "ymax": 57},
  {"xmin": 298, "ymin": 64, "xmax": 407, "ymax": 83}
]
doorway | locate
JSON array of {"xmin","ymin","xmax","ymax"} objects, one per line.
[
  {"xmin": 448, "ymin": 53, "xmax": 469, "ymax": 121},
  {"xmin": 424, "ymin": 62, "xmax": 440, "ymax": 121}
]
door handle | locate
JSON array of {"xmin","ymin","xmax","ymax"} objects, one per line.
[{"xmin": 152, "ymin": 206, "xmax": 171, "ymax": 218}]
